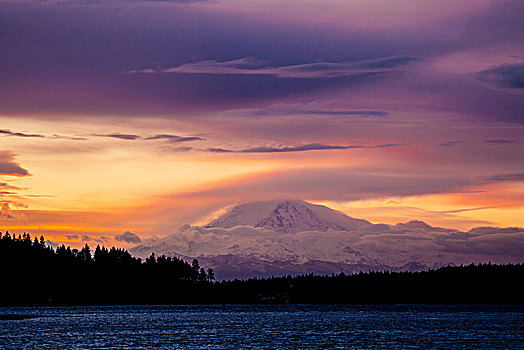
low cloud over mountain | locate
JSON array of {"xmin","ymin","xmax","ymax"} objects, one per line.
[
  {"xmin": 116, "ymin": 231, "xmax": 142, "ymax": 244},
  {"xmin": 130, "ymin": 200, "xmax": 524, "ymax": 279}
]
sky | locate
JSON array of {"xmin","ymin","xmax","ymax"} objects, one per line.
[{"xmin": 1, "ymin": 0, "xmax": 523, "ymax": 248}]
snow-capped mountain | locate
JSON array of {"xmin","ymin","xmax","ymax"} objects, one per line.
[
  {"xmin": 130, "ymin": 200, "xmax": 524, "ymax": 279},
  {"xmin": 205, "ymin": 200, "xmax": 372, "ymax": 233}
]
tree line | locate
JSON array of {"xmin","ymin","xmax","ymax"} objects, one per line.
[
  {"xmin": 1, "ymin": 231, "xmax": 522, "ymax": 305},
  {"xmin": 0, "ymin": 232, "xmax": 214, "ymax": 305}
]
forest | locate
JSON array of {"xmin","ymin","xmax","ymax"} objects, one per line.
[{"xmin": 1, "ymin": 232, "xmax": 523, "ymax": 305}]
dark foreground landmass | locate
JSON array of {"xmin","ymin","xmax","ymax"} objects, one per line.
[{"xmin": 1, "ymin": 232, "xmax": 523, "ymax": 305}]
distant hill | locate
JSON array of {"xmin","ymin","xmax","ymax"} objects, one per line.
[{"xmin": 131, "ymin": 200, "xmax": 524, "ymax": 280}]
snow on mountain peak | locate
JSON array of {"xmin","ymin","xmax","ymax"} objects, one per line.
[
  {"xmin": 130, "ymin": 200, "xmax": 524, "ymax": 279},
  {"xmin": 204, "ymin": 199, "xmax": 371, "ymax": 233}
]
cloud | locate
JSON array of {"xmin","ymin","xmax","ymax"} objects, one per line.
[
  {"xmin": 0, "ymin": 129, "xmax": 86, "ymax": 140},
  {"xmin": 367, "ymin": 143, "xmax": 404, "ymax": 149},
  {"xmin": 138, "ymin": 0, "xmax": 206, "ymax": 2},
  {"xmin": 246, "ymin": 105, "xmax": 389, "ymax": 117},
  {"xmin": 484, "ymin": 139, "xmax": 524, "ymax": 144},
  {"xmin": 144, "ymin": 134, "xmax": 204, "ymax": 143},
  {"xmin": 0, "ymin": 129, "xmax": 45, "ymax": 138},
  {"xmin": 162, "ymin": 146, "xmax": 194, "ymax": 152},
  {"xmin": 82, "ymin": 235, "xmax": 104, "ymax": 243},
  {"xmin": 131, "ymin": 55, "xmax": 420, "ymax": 79},
  {"xmin": 66, "ymin": 235, "xmax": 79, "ymax": 240},
  {"xmin": 50, "ymin": 134, "xmax": 87, "ymax": 141},
  {"xmin": 0, "ymin": 182, "xmax": 21, "ymax": 191},
  {"xmin": 2, "ymin": 0, "xmax": 522, "ymax": 119},
  {"xmin": 130, "ymin": 216, "xmax": 524, "ymax": 272},
  {"xmin": 93, "ymin": 133, "xmax": 141, "ymax": 140},
  {"xmin": 439, "ymin": 141, "xmax": 464, "ymax": 147},
  {"xmin": 177, "ymin": 167, "xmax": 471, "ymax": 203},
  {"xmin": 297, "ymin": 110, "xmax": 388, "ymax": 117},
  {"xmin": 477, "ymin": 64, "xmax": 524, "ymax": 89},
  {"xmin": 25, "ymin": 0, "xmax": 208, "ymax": 3},
  {"xmin": 487, "ymin": 172, "xmax": 524, "ymax": 182},
  {"xmin": 206, "ymin": 143, "xmax": 402, "ymax": 154},
  {"xmin": 93, "ymin": 133, "xmax": 203, "ymax": 143},
  {"xmin": 207, "ymin": 143, "xmax": 362, "ymax": 154},
  {"xmin": 0, "ymin": 150, "xmax": 30, "ymax": 176},
  {"xmin": 1, "ymin": 202, "xmax": 12, "ymax": 219},
  {"xmin": 434, "ymin": 206, "xmax": 495, "ymax": 214},
  {"xmin": 115, "ymin": 231, "xmax": 142, "ymax": 244}
]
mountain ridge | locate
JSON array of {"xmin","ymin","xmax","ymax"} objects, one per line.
[{"xmin": 130, "ymin": 199, "xmax": 524, "ymax": 280}]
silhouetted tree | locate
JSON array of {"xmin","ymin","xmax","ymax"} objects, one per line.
[
  {"xmin": 207, "ymin": 268, "xmax": 215, "ymax": 282},
  {"xmin": 199, "ymin": 267, "xmax": 206, "ymax": 281},
  {"xmin": 78, "ymin": 244, "xmax": 92, "ymax": 262}
]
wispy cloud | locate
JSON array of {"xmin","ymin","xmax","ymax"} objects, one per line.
[
  {"xmin": 247, "ymin": 107, "xmax": 389, "ymax": 117},
  {"xmin": 434, "ymin": 206, "xmax": 495, "ymax": 214},
  {"xmin": 93, "ymin": 133, "xmax": 141, "ymax": 140},
  {"xmin": 50, "ymin": 134, "xmax": 87, "ymax": 141},
  {"xmin": 130, "ymin": 55, "xmax": 420, "ymax": 79},
  {"xmin": 477, "ymin": 64, "xmax": 524, "ymax": 89},
  {"xmin": 144, "ymin": 134, "xmax": 204, "ymax": 143},
  {"xmin": 161, "ymin": 146, "xmax": 194, "ymax": 153},
  {"xmin": 298, "ymin": 110, "xmax": 388, "ymax": 117},
  {"xmin": 93, "ymin": 133, "xmax": 204, "ymax": 143},
  {"xmin": 207, "ymin": 143, "xmax": 362, "ymax": 153},
  {"xmin": 24, "ymin": 0, "xmax": 208, "ymax": 3},
  {"xmin": 368, "ymin": 143, "xmax": 405, "ymax": 149},
  {"xmin": 438, "ymin": 141, "xmax": 464, "ymax": 147},
  {"xmin": 439, "ymin": 139, "xmax": 524, "ymax": 147},
  {"xmin": 1, "ymin": 129, "xmax": 86, "ymax": 140},
  {"xmin": 207, "ymin": 143, "xmax": 402, "ymax": 154},
  {"xmin": 0, "ymin": 129, "xmax": 45, "ymax": 138},
  {"xmin": 487, "ymin": 172, "xmax": 524, "ymax": 182},
  {"xmin": 484, "ymin": 139, "xmax": 524, "ymax": 144}
]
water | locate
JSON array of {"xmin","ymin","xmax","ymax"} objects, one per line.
[{"xmin": 1, "ymin": 305, "xmax": 523, "ymax": 349}]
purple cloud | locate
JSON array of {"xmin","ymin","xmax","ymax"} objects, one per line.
[
  {"xmin": 246, "ymin": 105, "xmax": 388, "ymax": 117},
  {"xmin": 2, "ymin": 0, "xmax": 521, "ymax": 119},
  {"xmin": 487, "ymin": 173, "xmax": 524, "ymax": 182},
  {"xmin": 477, "ymin": 64, "xmax": 524, "ymax": 89},
  {"xmin": 92, "ymin": 133, "xmax": 203, "ymax": 143},
  {"xmin": 207, "ymin": 143, "xmax": 363, "ymax": 153},
  {"xmin": 1, "ymin": 129, "xmax": 86, "ymax": 140},
  {"xmin": 176, "ymin": 167, "xmax": 472, "ymax": 203},
  {"xmin": 0, "ymin": 151, "xmax": 30, "ymax": 176},
  {"xmin": 82, "ymin": 235, "xmax": 103, "ymax": 243},
  {"xmin": 0, "ymin": 129, "xmax": 45, "ymax": 138},
  {"xmin": 144, "ymin": 134, "xmax": 204, "ymax": 143},
  {"xmin": 93, "ymin": 133, "xmax": 141, "ymax": 140},
  {"xmin": 133, "ymin": 55, "xmax": 419, "ymax": 78},
  {"xmin": 115, "ymin": 231, "xmax": 142, "ymax": 244},
  {"xmin": 207, "ymin": 143, "xmax": 402, "ymax": 153}
]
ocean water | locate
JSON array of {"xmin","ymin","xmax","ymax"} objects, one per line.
[{"xmin": 1, "ymin": 305, "xmax": 523, "ymax": 349}]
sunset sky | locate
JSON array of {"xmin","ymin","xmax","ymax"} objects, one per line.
[{"xmin": 1, "ymin": 0, "xmax": 523, "ymax": 248}]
